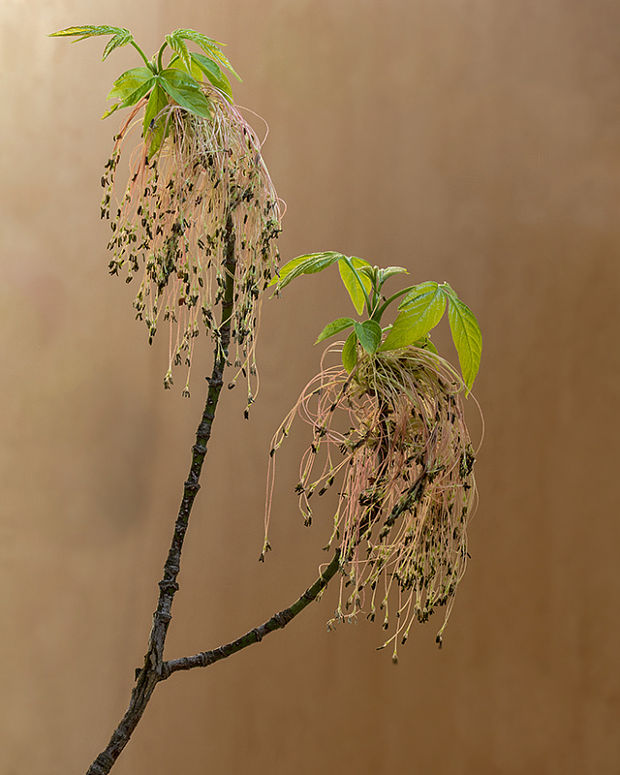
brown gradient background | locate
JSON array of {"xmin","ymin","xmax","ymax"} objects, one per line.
[{"xmin": 2, "ymin": 1, "xmax": 619, "ymax": 773}]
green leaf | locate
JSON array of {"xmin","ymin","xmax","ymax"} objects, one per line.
[
  {"xmin": 168, "ymin": 29, "xmax": 241, "ymax": 81},
  {"xmin": 101, "ymin": 102, "xmax": 120, "ymax": 120},
  {"xmin": 378, "ymin": 266, "xmax": 408, "ymax": 283},
  {"xmin": 315, "ymin": 318, "xmax": 355, "ymax": 344},
  {"xmin": 169, "ymin": 54, "xmax": 204, "ymax": 82},
  {"xmin": 191, "ymin": 53, "xmax": 233, "ymax": 99},
  {"xmin": 338, "ymin": 257, "xmax": 372, "ymax": 315},
  {"xmin": 49, "ymin": 24, "xmax": 129, "ymax": 40},
  {"xmin": 417, "ymin": 336, "xmax": 439, "ymax": 355},
  {"xmin": 359, "ymin": 265, "xmax": 376, "ymax": 280},
  {"xmin": 398, "ymin": 280, "xmax": 441, "ymax": 309},
  {"xmin": 380, "ymin": 281, "xmax": 446, "ymax": 351},
  {"xmin": 143, "ymin": 82, "xmax": 171, "ymax": 156},
  {"xmin": 447, "ymin": 296, "xmax": 482, "ymax": 392},
  {"xmin": 342, "ymin": 331, "xmax": 358, "ymax": 373},
  {"xmin": 269, "ymin": 252, "xmax": 344, "ymax": 290},
  {"xmin": 49, "ymin": 25, "xmax": 133, "ymax": 60},
  {"xmin": 102, "ymin": 29, "xmax": 133, "ymax": 60},
  {"xmin": 159, "ymin": 69, "xmax": 211, "ymax": 118},
  {"xmin": 107, "ymin": 67, "xmax": 154, "ymax": 105},
  {"xmin": 166, "ymin": 33, "xmax": 192, "ymax": 71},
  {"xmin": 354, "ymin": 320, "xmax": 382, "ymax": 355}
]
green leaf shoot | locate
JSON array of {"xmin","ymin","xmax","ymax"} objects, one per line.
[
  {"xmin": 315, "ymin": 318, "xmax": 355, "ymax": 344},
  {"xmin": 447, "ymin": 296, "xmax": 482, "ymax": 392},
  {"xmin": 49, "ymin": 25, "xmax": 135, "ymax": 61}
]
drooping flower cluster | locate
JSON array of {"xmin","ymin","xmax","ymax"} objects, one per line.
[
  {"xmin": 100, "ymin": 85, "xmax": 281, "ymax": 398},
  {"xmin": 266, "ymin": 344, "xmax": 479, "ymax": 659}
]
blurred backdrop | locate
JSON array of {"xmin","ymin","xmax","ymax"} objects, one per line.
[{"xmin": 2, "ymin": 1, "xmax": 620, "ymax": 773}]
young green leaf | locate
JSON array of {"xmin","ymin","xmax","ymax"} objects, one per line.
[
  {"xmin": 354, "ymin": 320, "xmax": 382, "ymax": 355},
  {"xmin": 169, "ymin": 54, "xmax": 205, "ymax": 82},
  {"xmin": 315, "ymin": 318, "xmax": 355, "ymax": 344},
  {"xmin": 447, "ymin": 297, "xmax": 482, "ymax": 392},
  {"xmin": 338, "ymin": 257, "xmax": 372, "ymax": 315},
  {"xmin": 101, "ymin": 103, "xmax": 121, "ymax": 120},
  {"xmin": 380, "ymin": 281, "xmax": 446, "ymax": 351},
  {"xmin": 269, "ymin": 252, "xmax": 344, "ymax": 290},
  {"xmin": 191, "ymin": 53, "xmax": 233, "ymax": 99},
  {"xmin": 102, "ymin": 29, "xmax": 133, "ymax": 60},
  {"xmin": 107, "ymin": 67, "xmax": 154, "ymax": 105},
  {"xmin": 166, "ymin": 32, "xmax": 192, "ymax": 71},
  {"xmin": 49, "ymin": 24, "xmax": 129, "ymax": 40},
  {"xmin": 159, "ymin": 69, "xmax": 211, "ymax": 119},
  {"xmin": 417, "ymin": 336, "xmax": 439, "ymax": 355},
  {"xmin": 342, "ymin": 330, "xmax": 358, "ymax": 373},
  {"xmin": 49, "ymin": 25, "xmax": 133, "ymax": 60},
  {"xmin": 168, "ymin": 29, "xmax": 241, "ymax": 80},
  {"xmin": 378, "ymin": 266, "xmax": 408, "ymax": 284},
  {"xmin": 143, "ymin": 82, "xmax": 171, "ymax": 155}
]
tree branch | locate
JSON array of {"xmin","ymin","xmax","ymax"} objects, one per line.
[
  {"xmin": 162, "ymin": 551, "xmax": 341, "ymax": 676},
  {"xmin": 85, "ymin": 213, "xmax": 237, "ymax": 775}
]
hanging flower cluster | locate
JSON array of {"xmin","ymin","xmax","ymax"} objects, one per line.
[
  {"xmin": 266, "ymin": 345, "xmax": 478, "ymax": 659},
  {"xmin": 265, "ymin": 254, "xmax": 482, "ymax": 659},
  {"xmin": 51, "ymin": 25, "xmax": 282, "ymax": 399},
  {"xmin": 101, "ymin": 91, "xmax": 281, "ymax": 397}
]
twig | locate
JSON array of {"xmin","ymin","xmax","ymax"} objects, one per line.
[
  {"xmin": 85, "ymin": 213, "xmax": 237, "ymax": 775},
  {"xmin": 162, "ymin": 552, "xmax": 341, "ymax": 676}
]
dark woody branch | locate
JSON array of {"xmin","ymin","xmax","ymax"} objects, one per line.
[{"xmin": 162, "ymin": 551, "xmax": 341, "ymax": 676}]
